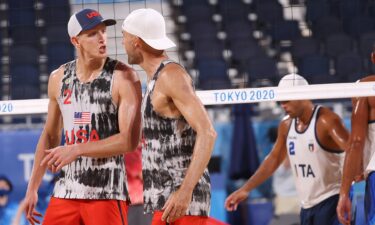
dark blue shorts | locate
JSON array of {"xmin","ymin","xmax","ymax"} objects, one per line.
[
  {"xmin": 300, "ymin": 194, "xmax": 340, "ymax": 225},
  {"xmin": 365, "ymin": 172, "xmax": 375, "ymax": 224}
]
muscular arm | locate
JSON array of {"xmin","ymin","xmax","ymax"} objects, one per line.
[
  {"xmin": 25, "ymin": 69, "xmax": 63, "ymax": 223},
  {"xmin": 340, "ymin": 76, "xmax": 375, "ymax": 192},
  {"xmin": 341, "ymin": 98, "xmax": 368, "ymax": 195},
  {"xmin": 337, "ymin": 77, "xmax": 375, "ymax": 224},
  {"xmin": 161, "ymin": 65, "xmax": 217, "ymax": 193},
  {"xmin": 27, "ymin": 71, "xmax": 63, "ymax": 192},
  {"xmin": 158, "ymin": 64, "xmax": 216, "ymax": 222},
  {"xmin": 319, "ymin": 108, "xmax": 350, "ymax": 151},
  {"xmin": 336, "ymin": 97, "xmax": 367, "ymax": 225}
]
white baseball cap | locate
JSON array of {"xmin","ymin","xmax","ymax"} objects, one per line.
[
  {"xmin": 278, "ymin": 73, "xmax": 309, "ymax": 87},
  {"xmin": 68, "ymin": 8, "xmax": 116, "ymax": 38},
  {"xmin": 122, "ymin": 8, "xmax": 176, "ymax": 50}
]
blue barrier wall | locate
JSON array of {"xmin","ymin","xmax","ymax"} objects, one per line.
[
  {"xmin": 0, "ymin": 129, "xmax": 54, "ymax": 202},
  {"xmin": 0, "ymin": 117, "xmax": 356, "ymax": 224}
]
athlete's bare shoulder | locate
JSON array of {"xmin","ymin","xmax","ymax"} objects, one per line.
[
  {"xmin": 114, "ymin": 61, "xmax": 139, "ymax": 83},
  {"xmin": 48, "ymin": 65, "xmax": 65, "ymax": 98},
  {"xmin": 359, "ymin": 75, "xmax": 375, "ymax": 82},
  {"xmin": 280, "ymin": 115, "xmax": 292, "ymax": 125},
  {"xmin": 112, "ymin": 61, "xmax": 141, "ymax": 105},
  {"xmin": 316, "ymin": 106, "xmax": 343, "ymax": 129},
  {"xmin": 279, "ymin": 115, "xmax": 292, "ymax": 134},
  {"xmin": 358, "ymin": 75, "xmax": 375, "ymax": 108},
  {"xmin": 317, "ymin": 106, "xmax": 340, "ymax": 119},
  {"xmin": 49, "ymin": 65, "xmax": 65, "ymax": 82},
  {"xmin": 158, "ymin": 62, "xmax": 189, "ymax": 83},
  {"xmin": 318, "ymin": 106, "xmax": 336, "ymax": 115},
  {"xmin": 157, "ymin": 63, "xmax": 192, "ymax": 96}
]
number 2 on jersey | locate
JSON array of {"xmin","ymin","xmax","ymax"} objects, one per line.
[
  {"xmin": 289, "ymin": 141, "xmax": 295, "ymax": 155},
  {"xmin": 64, "ymin": 89, "xmax": 72, "ymax": 105}
]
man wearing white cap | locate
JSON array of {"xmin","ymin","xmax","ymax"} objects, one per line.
[
  {"xmin": 23, "ymin": 8, "xmax": 142, "ymax": 225},
  {"xmin": 121, "ymin": 8, "xmax": 217, "ymax": 225},
  {"xmin": 225, "ymin": 74, "xmax": 349, "ymax": 225}
]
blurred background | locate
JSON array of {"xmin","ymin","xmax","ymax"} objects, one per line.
[{"xmin": 0, "ymin": 0, "xmax": 372, "ymax": 224}]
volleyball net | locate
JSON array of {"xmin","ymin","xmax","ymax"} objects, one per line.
[
  {"xmin": 1, "ymin": 0, "xmax": 371, "ymax": 113},
  {"xmin": 0, "ymin": 81, "xmax": 374, "ymax": 115}
]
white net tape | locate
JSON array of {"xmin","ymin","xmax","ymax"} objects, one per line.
[{"xmin": 1, "ymin": 81, "xmax": 374, "ymax": 115}]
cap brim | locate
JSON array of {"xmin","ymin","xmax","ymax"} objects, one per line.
[
  {"xmin": 142, "ymin": 37, "xmax": 176, "ymax": 50},
  {"xmin": 103, "ymin": 19, "xmax": 116, "ymax": 26}
]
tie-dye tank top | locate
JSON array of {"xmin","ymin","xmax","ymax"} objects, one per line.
[
  {"xmin": 142, "ymin": 60, "xmax": 211, "ymax": 216},
  {"xmin": 53, "ymin": 57, "xmax": 129, "ymax": 201}
]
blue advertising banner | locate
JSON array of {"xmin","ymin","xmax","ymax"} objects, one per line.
[{"xmin": 0, "ymin": 129, "xmax": 53, "ymax": 201}]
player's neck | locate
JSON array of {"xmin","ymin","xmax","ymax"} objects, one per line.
[
  {"xmin": 76, "ymin": 57, "xmax": 106, "ymax": 82},
  {"xmin": 298, "ymin": 103, "xmax": 315, "ymax": 124},
  {"xmin": 140, "ymin": 53, "xmax": 168, "ymax": 81}
]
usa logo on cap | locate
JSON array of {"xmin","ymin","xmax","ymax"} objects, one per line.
[{"xmin": 67, "ymin": 8, "xmax": 116, "ymax": 38}]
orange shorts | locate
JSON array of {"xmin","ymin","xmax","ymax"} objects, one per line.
[
  {"xmin": 152, "ymin": 211, "xmax": 208, "ymax": 225},
  {"xmin": 43, "ymin": 197, "xmax": 128, "ymax": 225}
]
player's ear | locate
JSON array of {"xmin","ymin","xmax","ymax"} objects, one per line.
[
  {"xmin": 70, "ymin": 36, "xmax": 80, "ymax": 48},
  {"xmin": 133, "ymin": 37, "xmax": 141, "ymax": 48}
]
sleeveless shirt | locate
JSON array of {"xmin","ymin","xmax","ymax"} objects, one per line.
[
  {"xmin": 286, "ymin": 106, "xmax": 344, "ymax": 209},
  {"xmin": 53, "ymin": 57, "xmax": 129, "ymax": 201},
  {"xmin": 141, "ymin": 60, "xmax": 211, "ymax": 216}
]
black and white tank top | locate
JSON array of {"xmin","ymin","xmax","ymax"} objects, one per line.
[
  {"xmin": 141, "ymin": 60, "xmax": 211, "ymax": 216},
  {"xmin": 53, "ymin": 57, "xmax": 129, "ymax": 201}
]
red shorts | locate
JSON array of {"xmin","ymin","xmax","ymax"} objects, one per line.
[
  {"xmin": 152, "ymin": 211, "xmax": 208, "ymax": 225},
  {"xmin": 43, "ymin": 197, "xmax": 128, "ymax": 225}
]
